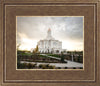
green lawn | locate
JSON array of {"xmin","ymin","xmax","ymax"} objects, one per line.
[
  {"xmin": 17, "ymin": 52, "xmax": 33, "ymax": 56},
  {"xmin": 47, "ymin": 54, "xmax": 61, "ymax": 58}
]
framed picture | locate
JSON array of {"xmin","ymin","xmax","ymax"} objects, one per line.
[
  {"xmin": 0, "ymin": 0, "xmax": 100, "ymax": 86},
  {"xmin": 16, "ymin": 16, "xmax": 84, "ymax": 70}
]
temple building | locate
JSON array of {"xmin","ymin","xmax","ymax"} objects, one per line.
[{"xmin": 37, "ymin": 28, "xmax": 67, "ymax": 54}]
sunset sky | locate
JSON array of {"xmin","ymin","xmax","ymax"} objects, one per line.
[{"xmin": 17, "ymin": 16, "xmax": 83, "ymax": 51}]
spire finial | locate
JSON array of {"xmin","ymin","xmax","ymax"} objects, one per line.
[{"xmin": 48, "ymin": 28, "xmax": 51, "ymax": 31}]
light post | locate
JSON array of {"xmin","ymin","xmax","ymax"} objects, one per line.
[{"xmin": 71, "ymin": 52, "xmax": 74, "ymax": 62}]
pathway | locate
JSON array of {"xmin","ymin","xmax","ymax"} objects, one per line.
[
  {"xmin": 20, "ymin": 54, "xmax": 83, "ymax": 68},
  {"xmin": 41, "ymin": 54, "xmax": 83, "ymax": 67}
]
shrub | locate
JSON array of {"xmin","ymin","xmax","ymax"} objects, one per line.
[
  {"xmin": 38, "ymin": 64, "xmax": 46, "ymax": 69},
  {"xmin": 39, "ymin": 64, "xmax": 55, "ymax": 69},
  {"xmin": 39, "ymin": 64, "xmax": 43, "ymax": 68},
  {"xmin": 27, "ymin": 63, "xmax": 36, "ymax": 69},
  {"xmin": 21, "ymin": 63, "xmax": 27, "ymax": 68},
  {"xmin": 73, "ymin": 67, "xmax": 76, "ymax": 69},
  {"xmin": 46, "ymin": 64, "xmax": 49, "ymax": 68},
  {"xmin": 17, "ymin": 63, "xmax": 27, "ymax": 69},
  {"xmin": 80, "ymin": 67, "xmax": 83, "ymax": 69},
  {"xmin": 65, "ymin": 67, "xmax": 68, "ymax": 69},
  {"xmin": 57, "ymin": 67, "xmax": 61, "ymax": 69},
  {"xmin": 17, "ymin": 62, "xmax": 21, "ymax": 69},
  {"xmin": 42, "ymin": 65, "xmax": 47, "ymax": 69},
  {"xmin": 49, "ymin": 65, "xmax": 55, "ymax": 69},
  {"xmin": 33, "ymin": 64, "xmax": 37, "ymax": 67},
  {"xmin": 17, "ymin": 62, "xmax": 37, "ymax": 69}
]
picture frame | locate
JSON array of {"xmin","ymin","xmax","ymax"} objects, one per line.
[{"xmin": 0, "ymin": 0, "xmax": 100, "ymax": 86}]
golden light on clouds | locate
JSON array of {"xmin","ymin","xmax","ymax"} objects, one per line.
[{"xmin": 17, "ymin": 32, "xmax": 38, "ymax": 51}]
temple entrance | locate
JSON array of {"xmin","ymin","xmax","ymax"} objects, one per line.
[{"xmin": 56, "ymin": 50, "xmax": 59, "ymax": 53}]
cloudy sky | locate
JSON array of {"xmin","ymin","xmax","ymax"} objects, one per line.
[{"xmin": 17, "ymin": 16, "xmax": 83, "ymax": 51}]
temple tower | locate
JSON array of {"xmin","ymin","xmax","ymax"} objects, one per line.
[{"xmin": 46, "ymin": 28, "xmax": 54, "ymax": 40}]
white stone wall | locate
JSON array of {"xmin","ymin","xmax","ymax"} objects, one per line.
[{"xmin": 38, "ymin": 39, "xmax": 64, "ymax": 54}]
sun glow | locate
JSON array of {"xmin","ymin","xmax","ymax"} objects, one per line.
[
  {"xmin": 62, "ymin": 40, "xmax": 83, "ymax": 51},
  {"xmin": 18, "ymin": 39, "xmax": 37, "ymax": 51},
  {"xmin": 18, "ymin": 40, "xmax": 37, "ymax": 51},
  {"xmin": 17, "ymin": 33, "xmax": 38, "ymax": 51}
]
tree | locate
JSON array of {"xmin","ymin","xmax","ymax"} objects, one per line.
[
  {"xmin": 60, "ymin": 52, "xmax": 65, "ymax": 63},
  {"xmin": 17, "ymin": 44, "xmax": 21, "ymax": 50},
  {"xmin": 33, "ymin": 45, "xmax": 39, "ymax": 54},
  {"xmin": 35, "ymin": 45, "xmax": 38, "ymax": 53}
]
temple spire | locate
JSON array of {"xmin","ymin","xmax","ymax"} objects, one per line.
[
  {"xmin": 47, "ymin": 28, "xmax": 51, "ymax": 36},
  {"xmin": 46, "ymin": 28, "xmax": 54, "ymax": 40}
]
